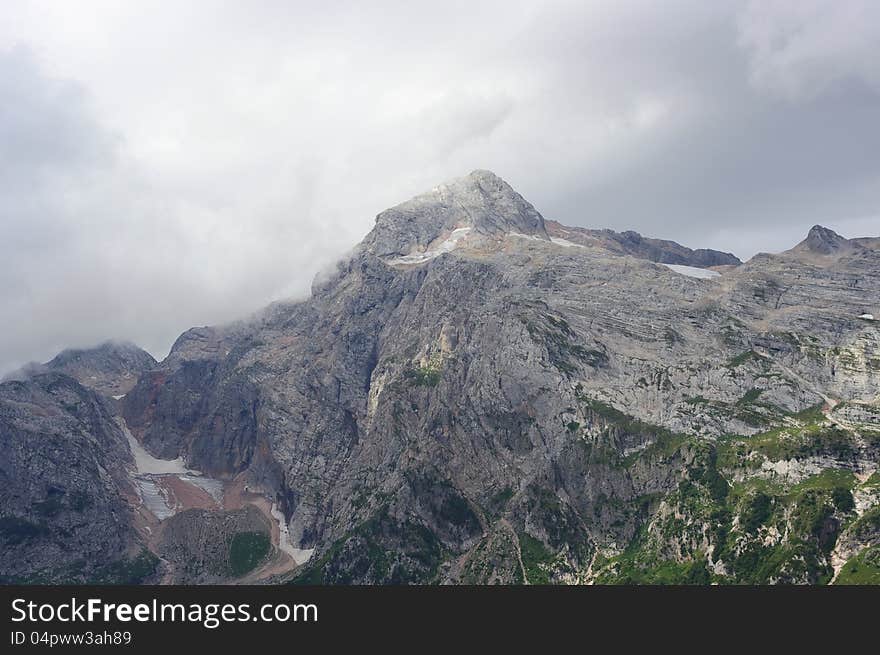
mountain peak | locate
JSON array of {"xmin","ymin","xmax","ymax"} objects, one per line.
[
  {"xmin": 464, "ymin": 168, "xmax": 503, "ymax": 183},
  {"xmin": 362, "ymin": 170, "xmax": 548, "ymax": 258},
  {"xmin": 796, "ymin": 225, "xmax": 851, "ymax": 255},
  {"xmin": 3, "ymin": 340, "xmax": 159, "ymax": 397}
]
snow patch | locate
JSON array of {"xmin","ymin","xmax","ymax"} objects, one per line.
[
  {"xmin": 120, "ymin": 417, "xmax": 224, "ymax": 519},
  {"xmin": 661, "ymin": 263, "xmax": 721, "ymax": 279},
  {"xmin": 510, "ymin": 233, "xmax": 582, "ymax": 248},
  {"xmin": 859, "ymin": 313, "xmax": 875, "ymax": 320},
  {"xmin": 181, "ymin": 474, "xmax": 224, "ymax": 502},
  {"xmin": 388, "ymin": 227, "xmax": 472, "ymax": 265},
  {"xmin": 270, "ymin": 503, "xmax": 314, "ymax": 564},
  {"xmin": 134, "ymin": 479, "xmax": 175, "ymax": 520},
  {"xmin": 120, "ymin": 422, "xmax": 192, "ymax": 475},
  {"xmin": 112, "ymin": 394, "xmax": 126, "ymax": 400},
  {"xmin": 122, "ymin": 420, "xmax": 191, "ymax": 475},
  {"xmin": 550, "ymin": 237, "xmax": 585, "ymax": 248},
  {"xmin": 508, "ymin": 232, "xmax": 546, "ymax": 242}
]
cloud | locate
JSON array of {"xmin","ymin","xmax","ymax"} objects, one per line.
[
  {"xmin": 0, "ymin": 1, "xmax": 878, "ymax": 373},
  {"xmin": 738, "ymin": 0, "xmax": 880, "ymax": 99},
  {"xmin": 0, "ymin": 47, "xmax": 356, "ymax": 373}
]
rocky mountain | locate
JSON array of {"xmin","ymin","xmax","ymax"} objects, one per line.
[
  {"xmin": 544, "ymin": 220, "xmax": 741, "ymax": 268},
  {"xmin": 4, "ymin": 341, "xmax": 157, "ymax": 397},
  {"xmin": 792, "ymin": 225, "xmax": 860, "ymax": 257},
  {"xmin": 0, "ymin": 373, "xmax": 156, "ymax": 583},
  {"xmin": 2, "ymin": 170, "xmax": 878, "ymax": 585}
]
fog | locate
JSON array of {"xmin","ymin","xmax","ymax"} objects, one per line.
[{"xmin": 1, "ymin": 1, "xmax": 878, "ymax": 372}]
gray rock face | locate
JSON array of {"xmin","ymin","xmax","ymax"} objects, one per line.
[
  {"xmin": 5, "ymin": 341, "xmax": 157, "ymax": 397},
  {"xmin": 0, "ymin": 373, "xmax": 154, "ymax": 583},
  {"xmin": 122, "ymin": 360, "xmax": 261, "ymax": 476},
  {"xmin": 794, "ymin": 225, "xmax": 858, "ymax": 256},
  {"xmin": 5, "ymin": 171, "xmax": 880, "ymax": 585},
  {"xmin": 545, "ymin": 220, "xmax": 741, "ymax": 267},
  {"xmin": 361, "ymin": 170, "xmax": 548, "ymax": 259}
]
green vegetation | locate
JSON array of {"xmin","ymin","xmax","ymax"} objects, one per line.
[
  {"xmin": 726, "ymin": 350, "xmax": 763, "ymax": 369},
  {"xmin": 521, "ymin": 311, "xmax": 607, "ymax": 375},
  {"xmin": 229, "ymin": 531, "xmax": 271, "ymax": 577},
  {"xmin": 577, "ymin": 397, "xmax": 690, "ymax": 468},
  {"xmin": 604, "ymin": 556, "xmax": 711, "ymax": 585},
  {"xmin": 740, "ymin": 492, "xmax": 773, "ymax": 533},
  {"xmin": 487, "ymin": 487, "xmax": 514, "ymax": 519},
  {"xmin": 724, "ymin": 475, "xmax": 853, "ymax": 584},
  {"xmin": 404, "ymin": 469, "xmax": 481, "ymax": 534},
  {"xmin": 293, "ymin": 389, "xmax": 875, "ymax": 586},
  {"xmin": 518, "ymin": 533, "xmax": 555, "ymax": 585},
  {"xmin": 791, "ymin": 403, "xmax": 827, "ymax": 424},
  {"xmin": 594, "ymin": 521, "xmax": 712, "ymax": 585},
  {"xmin": 438, "ymin": 493, "xmax": 480, "ymax": 533},
  {"xmin": 835, "ymin": 546, "xmax": 880, "ymax": 585},
  {"xmin": 849, "ymin": 507, "xmax": 880, "ymax": 541},
  {"xmin": 405, "ymin": 364, "xmax": 441, "ymax": 387},
  {"xmin": 717, "ymin": 408, "xmax": 857, "ymax": 469},
  {"xmin": 832, "ymin": 487, "xmax": 855, "ymax": 513},
  {"xmin": 591, "ymin": 438, "xmax": 867, "ymax": 586},
  {"xmin": 292, "ymin": 506, "xmax": 445, "ymax": 585},
  {"xmin": 682, "ymin": 386, "xmax": 784, "ymax": 429},
  {"xmin": 790, "ymin": 469, "xmax": 856, "ymax": 494},
  {"xmin": 93, "ymin": 549, "xmax": 159, "ymax": 584},
  {"xmin": 738, "ymin": 388, "xmax": 763, "ymax": 405},
  {"xmin": 729, "ymin": 543, "xmax": 809, "ymax": 585},
  {"xmin": 461, "ymin": 532, "xmax": 524, "ymax": 585}
]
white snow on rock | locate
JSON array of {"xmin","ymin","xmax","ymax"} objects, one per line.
[
  {"xmin": 859, "ymin": 313, "xmax": 875, "ymax": 320},
  {"xmin": 120, "ymin": 417, "xmax": 224, "ymax": 519},
  {"xmin": 661, "ymin": 263, "xmax": 721, "ymax": 279},
  {"xmin": 112, "ymin": 394, "xmax": 126, "ymax": 400},
  {"xmin": 134, "ymin": 478, "xmax": 176, "ymax": 520},
  {"xmin": 121, "ymin": 419, "xmax": 191, "ymax": 475},
  {"xmin": 508, "ymin": 232, "xmax": 546, "ymax": 243},
  {"xmin": 271, "ymin": 503, "xmax": 314, "ymax": 564},
  {"xmin": 388, "ymin": 227, "xmax": 472, "ymax": 265},
  {"xmin": 181, "ymin": 474, "xmax": 224, "ymax": 502},
  {"xmin": 550, "ymin": 237, "xmax": 585, "ymax": 248}
]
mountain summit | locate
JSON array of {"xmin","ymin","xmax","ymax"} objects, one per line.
[
  {"xmin": 362, "ymin": 170, "xmax": 548, "ymax": 259},
  {"xmin": 793, "ymin": 224, "xmax": 856, "ymax": 255},
  {"xmin": 2, "ymin": 170, "xmax": 879, "ymax": 586},
  {"xmin": 4, "ymin": 340, "xmax": 156, "ymax": 397}
]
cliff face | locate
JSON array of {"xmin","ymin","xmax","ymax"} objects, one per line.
[
  {"xmin": 5, "ymin": 170, "xmax": 880, "ymax": 584},
  {"xmin": 0, "ymin": 373, "xmax": 156, "ymax": 583}
]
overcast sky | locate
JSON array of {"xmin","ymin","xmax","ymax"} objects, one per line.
[{"xmin": 1, "ymin": 0, "xmax": 879, "ymax": 373}]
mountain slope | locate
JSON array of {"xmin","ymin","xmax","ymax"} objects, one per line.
[
  {"xmin": 116, "ymin": 171, "xmax": 880, "ymax": 584},
  {"xmin": 0, "ymin": 373, "xmax": 156, "ymax": 583},
  {"xmin": 544, "ymin": 220, "xmax": 741, "ymax": 267},
  {"xmin": 5, "ymin": 341, "xmax": 157, "ymax": 397},
  {"xmin": 4, "ymin": 170, "xmax": 879, "ymax": 584}
]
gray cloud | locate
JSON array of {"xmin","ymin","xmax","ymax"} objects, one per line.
[
  {"xmin": 0, "ymin": 0, "xmax": 878, "ymax": 373},
  {"xmin": 738, "ymin": 0, "xmax": 880, "ymax": 99}
]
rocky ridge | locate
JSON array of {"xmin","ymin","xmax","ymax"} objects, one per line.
[
  {"xmin": 4, "ymin": 341, "xmax": 157, "ymax": 397},
  {"xmin": 2, "ymin": 170, "xmax": 878, "ymax": 584}
]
